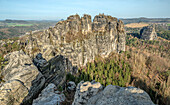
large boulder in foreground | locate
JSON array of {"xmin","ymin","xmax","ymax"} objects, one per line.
[
  {"xmin": 72, "ymin": 81, "xmax": 103, "ymax": 105},
  {"xmin": 73, "ymin": 81, "xmax": 155, "ymax": 105},
  {"xmin": 33, "ymin": 83, "xmax": 65, "ymax": 105},
  {"xmin": 0, "ymin": 50, "xmax": 45, "ymax": 105}
]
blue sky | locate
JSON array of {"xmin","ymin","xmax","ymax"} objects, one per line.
[{"xmin": 0, "ymin": 0, "xmax": 169, "ymax": 20}]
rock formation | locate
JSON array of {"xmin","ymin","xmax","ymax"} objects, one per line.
[
  {"xmin": 0, "ymin": 50, "xmax": 74, "ymax": 105},
  {"xmin": 72, "ymin": 81, "xmax": 103, "ymax": 105},
  {"xmin": 33, "ymin": 53, "xmax": 74, "ymax": 86},
  {"xmin": 73, "ymin": 81, "xmax": 155, "ymax": 105},
  {"xmin": 32, "ymin": 83, "xmax": 65, "ymax": 105},
  {"xmin": 25, "ymin": 14, "xmax": 126, "ymax": 67},
  {"xmin": 0, "ymin": 14, "xmax": 127, "ymax": 105},
  {"xmin": 0, "ymin": 50, "xmax": 45, "ymax": 105},
  {"xmin": 0, "ymin": 50, "xmax": 156, "ymax": 105},
  {"xmin": 67, "ymin": 81, "xmax": 76, "ymax": 93},
  {"xmin": 140, "ymin": 24, "xmax": 157, "ymax": 40}
]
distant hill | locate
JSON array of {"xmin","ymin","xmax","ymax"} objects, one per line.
[
  {"xmin": 4, "ymin": 19, "xmax": 28, "ymax": 24},
  {"xmin": 121, "ymin": 18, "xmax": 170, "ymax": 24},
  {"xmin": 0, "ymin": 20, "xmax": 59, "ymax": 39}
]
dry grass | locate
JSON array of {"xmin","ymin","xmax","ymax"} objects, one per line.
[
  {"xmin": 125, "ymin": 23, "xmax": 149, "ymax": 28},
  {"xmin": 0, "ymin": 28, "xmax": 11, "ymax": 34},
  {"xmin": 158, "ymin": 36, "xmax": 170, "ymax": 42}
]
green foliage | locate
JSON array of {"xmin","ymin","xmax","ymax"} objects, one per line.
[
  {"xmin": 157, "ymin": 30, "xmax": 170, "ymax": 40},
  {"xmin": 66, "ymin": 73, "xmax": 82, "ymax": 84},
  {"xmin": 58, "ymin": 85, "xmax": 63, "ymax": 91},
  {"xmin": 0, "ymin": 20, "xmax": 58, "ymax": 39},
  {"xmin": 66, "ymin": 56, "xmax": 132, "ymax": 87},
  {"xmin": 66, "ymin": 73, "xmax": 76, "ymax": 82},
  {"xmin": 6, "ymin": 23, "xmax": 33, "ymax": 27},
  {"xmin": 126, "ymin": 34, "xmax": 170, "ymax": 59}
]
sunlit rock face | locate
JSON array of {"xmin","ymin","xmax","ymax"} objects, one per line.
[
  {"xmin": 0, "ymin": 50, "xmax": 45, "ymax": 105},
  {"xmin": 72, "ymin": 81, "xmax": 103, "ymax": 105},
  {"xmin": 140, "ymin": 24, "xmax": 157, "ymax": 40},
  {"xmin": 33, "ymin": 83, "xmax": 65, "ymax": 105},
  {"xmin": 72, "ymin": 81, "xmax": 155, "ymax": 105},
  {"xmin": 25, "ymin": 14, "xmax": 126, "ymax": 67}
]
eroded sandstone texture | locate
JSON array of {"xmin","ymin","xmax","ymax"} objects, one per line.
[
  {"xmin": 25, "ymin": 14, "xmax": 126, "ymax": 67},
  {"xmin": 0, "ymin": 50, "xmax": 45, "ymax": 105},
  {"xmin": 73, "ymin": 81, "xmax": 155, "ymax": 105}
]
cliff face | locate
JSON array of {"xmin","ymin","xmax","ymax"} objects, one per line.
[
  {"xmin": 140, "ymin": 24, "xmax": 157, "ymax": 40},
  {"xmin": 25, "ymin": 14, "xmax": 126, "ymax": 67}
]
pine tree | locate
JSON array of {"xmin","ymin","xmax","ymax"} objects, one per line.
[
  {"xmin": 91, "ymin": 63, "xmax": 95, "ymax": 71},
  {"xmin": 90, "ymin": 71, "xmax": 94, "ymax": 80},
  {"xmin": 100, "ymin": 78, "xmax": 103, "ymax": 85},
  {"xmin": 108, "ymin": 71, "xmax": 112, "ymax": 78},
  {"xmin": 107, "ymin": 63, "xmax": 110, "ymax": 71},
  {"xmin": 110, "ymin": 68, "xmax": 113, "ymax": 75},
  {"xmin": 104, "ymin": 70, "xmax": 107, "ymax": 78},
  {"xmin": 87, "ymin": 63, "xmax": 90, "ymax": 74},
  {"xmin": 99, "ymin": 70, "xmax": 102, "ymax": 78},
  {"xmin": 112, "ymin": 80, "xmax": 116, "ymax": 85},
  {"xmin": 95, "ymin": 75, "xmax": 98, "ymax": 82},
  {"xmin": 112, "ymin": 72, "xmax": 115, "ymax": 80},
  {"xmin": 106, "ymin": 78, "xmax": 110, "ymax": 86}
]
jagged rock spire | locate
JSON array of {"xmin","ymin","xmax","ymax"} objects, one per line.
[
  {"xmin": 25, "ymin": 14, "xmax": 126, "ymax": 67},
  {"xmin": 140, "ymin": 24, "xmax": 157, "ymax": 40}
]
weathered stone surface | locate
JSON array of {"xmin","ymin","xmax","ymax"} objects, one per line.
[
  {"xmin": 140, "ymin": 24, "xmax": 157, "ymax": 40},
  {"xmin": 33, "ymin": 53, "xmax": 74, "ymax": 87},
  {"xmin": 87, "ymin": 85, "xmax": 155, "ymax": 105},
  {"xmin": 25, "ymin": 14, "xmax": 126, "ymax": 67},
  {"xmin": 33, "ymin": 83, "xmax": 65, "ymax": 105},
  {"xmin": 0, "ymin": 80, "xmax": 28, "ymax": 105},
  {"xmin": 33, "ymin": 53, "xmax": 49, "ymax": 72},
  {"xmin": 73, "ymin": 81, "xmax": 155, "ymax": 105},
  {"xmin": 67, "ymin": 81, "xmax": 76, "ymax": 92},
  {"xmin": 0, "ymin": 50, "xmax": 45, "ymax": 105},
  {"xmin": 72, "ymin": 81, "xmax": 103, "ymax": 105},
  {"xmin": 42, "ymin": 55, "xmax": 74, "ymax": 86}
]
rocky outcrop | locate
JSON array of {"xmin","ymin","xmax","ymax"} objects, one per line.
[
  {"xmin": 25, "ymin": 14, "xmax": 126, "ymax": 67},
  {"xmin": 72, "ymin": 81, "xmax": 103, "ymax": 105},
  {"xmin": 34, "ymin": 54, "xmax": 74, "ymax": 86},
  {"xmin": 140, "ymin": 24, "xmax": 157, "ymax": 40},
  {"xmin": 33, "ymin": 53, "xmax": 48, "ymax": 72},
  {"xmin": 67, "ymin": 81, "xmax": 76, "ymax": 93},
  {"xmin": 0, "ymin": 51, "xmax": 75, "ymax": 105},
  {"xmin": 33, "ymin": 83, "xmax": 65, "ymax": 105},
  {"xmin": 0, "ymin": 50, "xmax": 45, "ymax": 105},
  {"xmin": 73, "ymin": 81, "xmax": 155, "ymax": 105}
]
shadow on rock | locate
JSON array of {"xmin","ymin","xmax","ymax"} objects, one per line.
[{"xmin": 0, "ymin": 51, "xmax": 77, "ymax": 105}]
